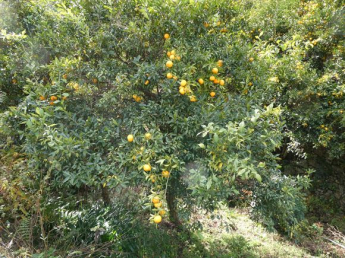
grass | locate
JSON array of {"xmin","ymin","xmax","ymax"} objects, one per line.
[
  {"xmin": 183, "ymin": 205, "xmax": 311, "ymax": 258},
  {"xmin": 2, "ymin": 203, "xmax": 344, "ymax": 257}
]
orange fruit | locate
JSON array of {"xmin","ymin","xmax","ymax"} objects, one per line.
[
  {"xmin": 219, "ymin": 80, "xmax": 225, "ymax": 86},
  {"xmin": 248, "ymin": 82, "xmax": 253, "ymax": 86},
  {"xmin": 198, "ymin": 78, "xmax": 204, "ymax": 85},
  {"xmin": 175, "ymin": 55, "xmax": 181, "ymax": 61},
  {"xmin": 143, "ymin": 164, "xmax": 151, "ymax": 172},
  {"xmin": 179, "ymin": 87, "xmax": 186, "ymax": 95},
  {"xmin": 212, "ymin": 68, "xmax": 218, "ymax": 74},
  {"xmin": 63, "ymin": 74, "xmax": 68, "ymax": 79},
  {"xmin": 145, "ymin": 80, "xmax": 149, "ymax": 85},
  {"xmin": 49, "ymin": 101, "xmax": 54, "ymax": 105},
  {"xmin": 145, "ymin": 133, "xmax": 152, "ymax": 140},
  {"xmin": 167, "ymin": 73, "xmax": 173, "ymax": 79},
  {"xmin": 133, "ymin": 94, "xmax": 138, "ymax": 99},
  {"xmin": 62, "ymin": 96, "xmax": 67, "ymax": 100},
  {"xmin": 39, "ymin": 96, "xmax": 46, "ymax": 101},
  {"xmin": 152, "ymin": 196, "xmax": 160, "ymax": 204},
  {"xmin": 217, "ymin": 60, "xmax": 223, "ymax": 67},
  {"xmin": 180, "ymin": 80, "xmax": 187, "ymax": 87},
  {"xmin": 210, "ymin": 92, "xmax": 216, "ymax": 97},
  {"xmin": 150, "ymin": 175, "xmax": 156, "ymax": 183},
  {"xmin": 171, "ymin": 50, "xmax": 176, "ymax": 55},
  {"xmin": 167, "ymin": 51, "xmax": 171, "ymax": 57},
  {"xmin": 12, "ymin": 79, "xmax": 17, "ymax": 84},
  {"xmin": 166, "ymin": 61, "xmax": 173, "ymax": 68},
  {"xmin": 164, "ymin": 33, "xmax": 170, "ymax": 39},
  {"xmin": 159, "ymin": 210, "xmax": 166, "ymax": 216},
  {"xmin": 50, "ymin": 96, "xmax": 57, "ymax": 101},
  {"xmin": 127, "ymin": 134, "xmax": 134, "ymax": 142},
  {"xmin": 249, "ymin": 57, "xmax": 254, "ymax": 62},
  {"xmin": 190, "ymin": 95, "xmax": 197, "ymax": 102},
  {"xmin": 169, "ymin": 55, "xmax": 175, "ymax": 60},
  {"xmin": 154, "ymin": 202, "xmax": 162, "ymax": 208},
  {"xmin": 173, "ymin": 76, "xmax": 178, "ymax": 81},
  {"xmin": 153, "ymin": 215, "xmax": 162, "ymax": 224},
  {"xmin": 214, "ymin": 79, "xmax": 219, "ymax": 84},
  {"xmin": 162, "ymin": 170, "xmax": 170, "ymax": 178},
  {"xmin": 92, "ymin": 78, "xmax": 98, "ymax": 84},
  {"xmin": 210, "ymin": 76, "xmax": 215, "ymax": 81},
  {"xmin": 204, "ymin": 22, "xmax": 209, "ymax": 28}
]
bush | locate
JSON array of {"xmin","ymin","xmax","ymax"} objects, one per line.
[{"xmin": 1, "ymin": 0, "xmax": 344, "ymax": 255}]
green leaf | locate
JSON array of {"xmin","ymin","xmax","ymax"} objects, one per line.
[
  {"xmin": 198, "ymin": 143, "xmax": 205, "ymax": 148},
  {"xmin": 206, "ymin": 178, "xmax": 212, "ymax": 190}
]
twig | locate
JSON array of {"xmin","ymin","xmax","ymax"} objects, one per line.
[{"xmin": 323, "ymin": 236, "xmax": 345, "ymax": 249}]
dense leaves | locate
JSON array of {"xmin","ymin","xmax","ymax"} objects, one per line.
[{"xmin": 0, "ymin": 0, "xmax": 344, "ymax": 256}]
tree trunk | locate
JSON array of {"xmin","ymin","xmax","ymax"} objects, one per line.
[
  {"xmin": 166, "ymin": 180, "xmax": 182, "ymax": 227},
  {"xmin": 101, "ymin": 185, "xmax": 111, "ymax": 205}
]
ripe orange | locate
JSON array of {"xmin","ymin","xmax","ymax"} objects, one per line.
[
  {"xmin": 167, "ymin": 73, "xmax": 173, "ymax": 79},
  {"xmin": 143, "ymin": 164, "xmax": 152, "ymax": 172},
  {"xmin": 167, "ymin": 51, "xmax": 171, "ymax": 57},
  {"xmin": 204, "ymin": 22, "xmax": 209, "ymax": 28},
  {"xmin": 173, "ymin": 76, "xmax": 178, "ymax": 80},
  {"xmin": 179, "ymin": 87, "xmax": 186, "ymax": 95},
  {"xmin": 145, "ymin": 80, "xmax": 149, "ymax": 85},
  {"xmin": 219, "ymin": 79, "xmax": 225, "ymax": 86},
  {"xmin": 180, "ymin": 80, "xmax": 187, "ymax": 87},
  {"xmin": 92, "ymin": 78, "xmax": 98, "ymax": 84},
  {"xmin": 217, "ymin": 60, "xmax": 223, "ymax": 67},
  {"xmin": 162, "ymin": 170, "xmax": 170, "ymax": 178},
  {"xmin": 171, "ymin": 50, "xmax": 176, "ymax": 55},
  {"xmin": 133, "ymin": 94, "xmax": 138, "ymax": 99},
  {"xmin": 49, "ymin": 101, "xmax": 54, "ymax": 105},
  {"xmin": 249, "ymin": 57, "xmax": 254, "ymax": 62},
  {"xmin": 190, "ymin": 95, "xmax": 197, "ymax": 102},
  {"xmin": 150, "ymin": 175, "xmax": 156, "ymax": 183},
  {"xmin": 164, "ymin": 33, "xmax": 170, "ymax": 39},
  {"xmin": 127, "ymin": 134, "xmax": 134, "ymax": 142},
  {"xmin": 153, "ymin": 215, "xmax": 162, "ymax": 224},
  {"xmin": 198, "ymin": 78, "xmax": 204, "ymax": 85},
  {"xmin": 154, "ymin": 202, "xmax": 162, "ymax": 208},
  {"xmin": 248, "ymin": 82, "xmax": 253, "ymax": 86},
  {"xmin": 152, "ymin": 196, "xmax": 160, "ymax": 204},
  {"xmin": 50, "ymin": 96, "xmax": 57, "ymax": 101},
  {"xmin": 166, "ymin": 61, "xmax": 173, "ymax": 68},
  {"xmin": 210, "ymin": 76, "xmax": 215, "ymax": 81},
  {"xmin": 175, "ymin": 55, "xmax": 181, "ymax": 61},
  {"xmin": 145, "ymin": 133, "xmax": 152, "ymax": 140},
  {"xmin": 212, "ymin": 68, "xmax": 218, "ymax": 74},
  {"xmin": 159, "ymin": 210, "xmax": 166, "ymax": 216},
  {"xmin": 169, "ymin": 55, "xmax": 175, "ymax": 60},
  {"xmin": 39, "ymin": 96, "xmax": 46, "ymax": 101},
  {"xmin": 210, "ymin": 92, "xmax": 216, "ymax": 97},
  {"xmin": 214, "ymin": 79, "xmax": 219, "ymax": 84}
]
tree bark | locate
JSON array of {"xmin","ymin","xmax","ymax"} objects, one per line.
[
  {"xmin": 166, "ymin": 180, "xmax": 182, "ymax": 227},
  {"xmin": 101, "ymin": 185, "xmax": 111, "ymax": 205}
]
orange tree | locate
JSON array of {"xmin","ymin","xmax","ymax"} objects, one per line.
[{"xmin": 0, "ymin": 0, "xmax": 322, "ymax": 241}]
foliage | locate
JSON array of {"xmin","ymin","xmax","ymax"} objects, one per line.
[{"xmin": 0, "ymin": 0, "xmax": 344, "ymax": 256}]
